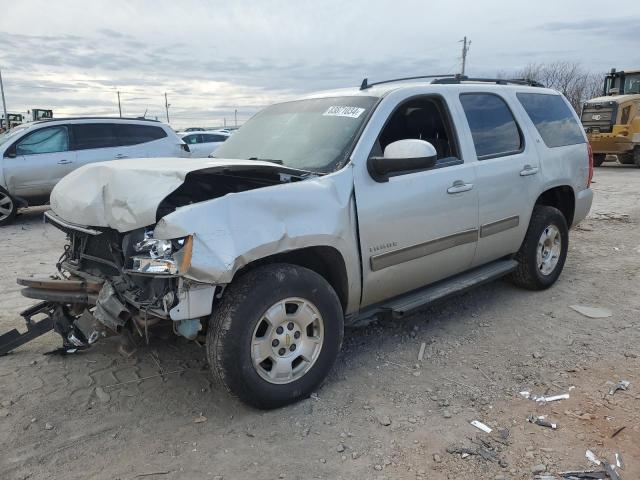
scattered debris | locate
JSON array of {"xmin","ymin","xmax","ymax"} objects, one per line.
[
  {"xmin": 194, "ymin": 415, "xmax": 207, "ymax": 424},
  {"xmin": 336, "ymin": 444, "xmax": 345, "ymax": 453},
  {"xmin": 520, "ymin": 391, "xmax": 570, "ymax": 403},
  {"xmin": 470, "ymin": 420, "xmax": 492, "ymax": 433},
  {"xmin": 417, "ymin": 342, "xmax": 426, "ymax": 361},
  {"xmin": 569, "ymin": 305, "xmax": 612, "ymax": 319},
  {"xmin": 610, "ymin": 426, "xmax": 626, "ymax": 438},
  {"xmin": 527, "ymin": 414, "xmax": 558, "ymax": 429},
  {"xmin": 585, "ymin": 450, "xmax": 601, "ymax": 466},
  {"xmin": 135, "ymin": 471, "xmax": 171, "ymax": 478},
  {"xmin": 44, "ymin": 422, "xmax": 54, "ymax": 430},
  {"xmin": 615, "ymin": 453, "xmax": 624, "ymax": 470},
  {"xmin": 377, "ymin": 415, "xmax": 391, "ymax": 426},
  {"xmin": 608, "ymin": 380, "xmax": 630, "ymax": 395}
]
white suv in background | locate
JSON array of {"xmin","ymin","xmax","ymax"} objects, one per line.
[
  {"xmin": 0, "ymin": 117, "xmax": 189, "ymax": 226},
  {"xmin": 179, "ymin": 130, "xmax": 231, "ymax": 157}
]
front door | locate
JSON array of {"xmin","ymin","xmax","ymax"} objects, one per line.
[
  {"xmin": 353, "ymin": 95, "xmax": 479, "ymax": 307},
  {"xmin": 3, "ymin": 125, "xmax": 75, "ymax": 199}
]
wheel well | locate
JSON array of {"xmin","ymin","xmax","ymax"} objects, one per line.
[
  {"xmin": 535, "ymin": 186, "xmax": 575, "ymax": 227},
  {"xmin": 234, "ymin": 247, "xmax": 349, "ymax": 312}
]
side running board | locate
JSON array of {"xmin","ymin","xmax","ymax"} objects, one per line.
[{"xmin": 386, "ymin": 259, "xmax": 518, "ymax": 316}]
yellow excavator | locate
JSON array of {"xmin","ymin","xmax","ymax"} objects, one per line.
[{"xmin": 582, "ymin": 68, "xmax": 640, "ymax": 166}]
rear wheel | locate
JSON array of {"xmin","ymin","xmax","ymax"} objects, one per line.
[
  {"xmin": 207, "ymin": 263, "xmax": 344, "ymax": 409},
  {"xmin": 508, "ymin": 206, "xmax": 568, "ymax": 290},
  {"xmin": 0, "ymin": 187, "xmax": 17, "ymax": 227},
  {"xmin": 619, "ymin": 153, "xmax": 635, "ymax": 165},
  {"xmin": 593, "ymin": 154, "xmax": 605, "ymax": 167}
]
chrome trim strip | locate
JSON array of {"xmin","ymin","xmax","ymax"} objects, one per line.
[
  {"xmin": 480, "ymin": 215, "xmax": 519, "ymax": 238},
  {"xmin": 44, "ymin": 211, "xmax": 102, "ymax": 235},
  {"xmin": 370, "ymin": 228, "xmax": 478, "ymax": 272}
]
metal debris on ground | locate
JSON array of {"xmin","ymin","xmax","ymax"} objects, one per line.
[
  {"xmin": 417, "ymin": 342, "xmax": 426, "ymax": 361},
  {"xmin": 446, "ymin": 435, "xmax": 505, "ymax": 465},
  {"xmin": 527, "ymin": 414, "xmax": 558, "ymax": 429},
  {"xmin": 615, "ymin": 453, "xmax": 624, "ymax": 470},
  {"xmin": 194, "ymin": 415, "xmax": 207, "ymax": 424},
  {"xmin": 520, "ymin": 391, "xmax": 570, "ymax": 403},
  {"xmin": 608, "ymin": 380, "xmax": 630, "ymax": 395},
  {"xmin": 569, "ymin": 305, "xmax": 613, "ymax": 319},
  {"xmin": 585, "ymin": 450, "xmax": 602, "ymax": 466},
  {"xmin": 470, "ymin": 420, "xmax": 492, "ymax": 433},
  {"xmin": 610, "ymin": 426, "xmax": 626, "ymax": 438}
]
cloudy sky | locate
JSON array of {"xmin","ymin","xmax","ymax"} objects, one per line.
[{"xmin": 1, "ymin": 0, "xmax": 639, "ymax": 128}]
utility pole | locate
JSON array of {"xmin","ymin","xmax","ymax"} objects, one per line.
[
  {"xmin": 117, "ymin": 91, "xmax": 122, "ymax": 117},
  {"xmin": 234, "ymin": 109, "xmax": 238, "ymax": 127},
  {"xmin": 460, "ymin": 36, "xmax": 471, "ymax": 76},
  {"xmin": 164, "ymin": 92, "xmax": 170, "ymax": 124},
  {"xmin": 0, "ymin": 68, "xmax": 8, "ymax": 131}
]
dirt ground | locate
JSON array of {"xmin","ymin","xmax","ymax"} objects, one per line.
[{"xmin": 1, "ymin": 163, "xmax": 639, "ymax": 480}]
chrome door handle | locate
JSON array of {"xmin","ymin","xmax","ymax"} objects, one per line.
[
  {"xmin": 115, "ymin": 153, "xmax": 129, "ymax": 159},
  {"xmin": 520, "ymin": 165, "xmax": 539, "ymax": 176},
  {"xmin": 447, "ymin": 180, "xmax": 474, "ymax": 194},
  {"xmin": 57, "ymin": 159, "xmax": 72, "ymax": 165}
]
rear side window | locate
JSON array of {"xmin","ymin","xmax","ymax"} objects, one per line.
[
  {"xmin": 202, "ymin": 134, "xmax": 227, "ymax": 143},
  {"xmin": 116, "ymin": 124, "xmax": 167, "ymax": 145},
  {"xmin": 73, "ymin": 124, "xmax": 119, "ymax": 150},
  {"xmin": 517, "ymin": 93, "xmax": 585, "ymax": 148},
  {"xmin": 460, "ymin": 93, "xmax": 523, "ymax": 159},
  {"xmin": 15, "ymin": 126, "xmax": 69, "ymax": 155}
]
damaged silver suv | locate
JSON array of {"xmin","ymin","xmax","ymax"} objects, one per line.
[{"xmin": 6, "ymin": 75, "xmax": 593, "ymax": 409}]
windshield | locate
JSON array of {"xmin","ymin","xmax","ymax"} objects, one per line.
[
  {"xmin": 624, "ymin": 74, "xmax": 640, "ymax": 94},
  {"xmin": 213, "ymin": 96, "xmax": 378, "ymax": 173},
  {"xmin": 0, "ymin": 125, "xmax": 29, "ymax": 146}
]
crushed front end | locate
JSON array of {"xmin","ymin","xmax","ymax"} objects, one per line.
[{"xmin": 2, "ymin": 211, "xmax": 215, "ymax": 355}]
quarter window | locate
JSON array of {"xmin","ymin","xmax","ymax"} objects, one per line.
[
  {"xmin": 517, "ymin": 93, "xmax": 585, "ymax": 148},
  {"xmin": 15, "ymin": 126, "xmax": 69, "ymax": 155},
  {"xmin": 202, "ymin": 134, "xmax": 227, "ymax": 143},
  {"xmin": 183, "ymin": 134, "xmax": 201, "ymax": 144},
  {"xmin": 73, "ymin": 124, "xmax": 119, "ymax": 150},
  {"xmin": 460, "ymin": 93, "xmax": 523, "ymax": 159}
]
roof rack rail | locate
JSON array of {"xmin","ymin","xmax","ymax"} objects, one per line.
[
  {"xmin": 360, "ymin": 74, "xmax": 457, "ymax": 90},
  {"xmin": 33, "ymin": 116, "xmax": 161, "ymax": 124},
  {"xmin": 431, "ymin": 75, "xmax": 545, "ymax": 87}
]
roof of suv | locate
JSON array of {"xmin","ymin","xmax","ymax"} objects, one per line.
[
  {"xmin": 32, "ymin": 117, "xmax": 161, "ymax": 125},
  {"xmin": 302, "ymin": 76, "xmax": 556, "ymax": 100}
]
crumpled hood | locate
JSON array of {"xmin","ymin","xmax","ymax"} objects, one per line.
[{"xmin": 50, "ymin": 157, "xmax": 287, "ymax": 232}]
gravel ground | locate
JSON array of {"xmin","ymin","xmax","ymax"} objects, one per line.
[{"xmin": 1, "ymin": 163, "xmax": 639, "ymax": 480}]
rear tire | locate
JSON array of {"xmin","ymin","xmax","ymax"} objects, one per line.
[
  {"xmin": 0, "ymin": 187, "xmax": 17, "ymax": 227},
  {"xmin": 207, "ymin": 263, "xmax": 344, "ymax": 409},
  {"xmin": 508, "ymin": 206, "xmax": 568, "ymax": 290},
  {"xmin": 593, "ymin": 154, "xmax": 605, "ymax": 167}
]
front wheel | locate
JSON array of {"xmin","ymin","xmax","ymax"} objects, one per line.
[
  {"xmin": 207, "ymin": 263, "xmax": 344, "ymax": 409},
  {"xmin": 0, "ymin": 187, "xmax": 17, "ymax": 227},
  {"xmin": 508, "ymin": 206, "xmax": 569, "ymax": 290}
]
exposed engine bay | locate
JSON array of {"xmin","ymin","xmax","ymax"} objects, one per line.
[{"xmin": 1, "ymin": 165, "xmax": 309, "ymax": 355}]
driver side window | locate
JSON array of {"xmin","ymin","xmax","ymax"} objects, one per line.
[
  {"xmin": 373, "ymin": 96, "xmax": 459, "ymax": 160},
  {"xmin": 16, "ymin": 126, "xmax": 69, "ymax": 155}
]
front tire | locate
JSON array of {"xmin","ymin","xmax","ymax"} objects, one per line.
[
  {"xmin": 508, "ymin": 206, "xmax": 568, "ymax": 290},
  {"xmin": 0, "ymin": 187, "xmax": 17, "ymax": 227},
  {"xmin": 207, "ymin": 263, "xmax": 344, "ymax": 409}
]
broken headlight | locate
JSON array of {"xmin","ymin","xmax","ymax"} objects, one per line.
[{"xmin": 130, "ymin": 229, "xmax": 192, "ymax": 275}]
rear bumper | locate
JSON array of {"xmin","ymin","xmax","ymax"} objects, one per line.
[{"xmin": 573, "ymin": 188, "xmax": 593, "ymax": 226}]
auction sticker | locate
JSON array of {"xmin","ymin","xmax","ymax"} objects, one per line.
[{"xmin": 323, "ymin": 106, "xmax": 366, "ymax": 118}]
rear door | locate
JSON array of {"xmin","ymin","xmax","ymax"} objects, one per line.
[
  {"xmin": 72, "ymin": 123, "xmax": 125, "ymax": 168},
  {"xmin": 182, "ymin": 134, "xmax": 206, "ymax": 157},
  {"xmin": 3, "ymin": 125, "xmax": 76, "ymax": 198},
  {"xmin": 455, "ymin": 92, "xmax": 541, "ymax": 267}
]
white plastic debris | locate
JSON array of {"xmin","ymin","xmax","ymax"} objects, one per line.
[
  {"xmin": 470, "ymin": 420, "xmax": 492, "ymax": 433},
  {"xmin": 417, "ymin": 342, "xmax": 426, "ymax": 361},
  {"xmin": 541, "ymin": 393, "xmax": 570, "ymax": 402},
  {"xmin": 616, "ymin": 452, "xmax": 624, "ymax": 470},
  {"xmin": 569, "ymin": 305, "xmax": 612, "ymax": 319},
  {"xmin": 519, "ymin": 391, "xmax": 531, "ymax": 399},
  {"xmin": 585, "ymin": 449, "xmax": 601, "ymax": 465}
]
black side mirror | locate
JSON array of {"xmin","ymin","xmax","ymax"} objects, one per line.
[
  {"xmin": 367, "ymin": 139, "xmax": 437, "ymax": 182},
  {"xmin": 5, "ymin": 148, "xmax": 16, "ymax": 158}
]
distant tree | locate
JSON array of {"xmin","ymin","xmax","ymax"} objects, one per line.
[{"xmin": 515, "ymin": 62, "xmax": 604, "ymax": 113}]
